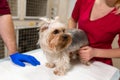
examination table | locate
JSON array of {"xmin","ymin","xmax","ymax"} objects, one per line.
[{"xmin": 0, "ymin": 49, "xmax": 119, "ymax": 80}]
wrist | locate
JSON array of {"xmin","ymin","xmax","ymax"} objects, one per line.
[
  {"xmin": 93, "ymin": 48, "xmax": 104, "ymax": 58},
  {"xmin": 9, "ymin": 51, "xmax": 19, "ymax": 55},
  {"xmin": 7, "ymin": 45, "xmax": 17, "ymax": 55},
  {"xmin": 93, "ymin": 48, "xmax": 99, "ymax": 57}
]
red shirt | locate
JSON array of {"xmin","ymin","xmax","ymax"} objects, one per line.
[
  {"xmin": 72, "ymin": 0, "xmax": 120, "ymax": 65},
  {"xmin": 0, "ymin": 0, "xmax": 10, "ymax": 15}
]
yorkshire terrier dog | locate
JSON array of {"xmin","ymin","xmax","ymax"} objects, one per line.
[{"xmin": 38, "ymin": 17, "xmax": 89, "ymax": 76}]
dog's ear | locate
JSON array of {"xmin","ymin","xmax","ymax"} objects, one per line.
[
  {"xmin": 40, "ymin": 26, "xmax": 48, "ymax": 32},
  {"xmin": 39, "ymin": 17, "xmax": 50, "ymax": 23},
  {"xmin": 37, "ymin": 21, "xmax": 49, "ymax": 32},
  {"xmin": 54, "ymin": 16, "xmax": 60, "ymax": 22}
]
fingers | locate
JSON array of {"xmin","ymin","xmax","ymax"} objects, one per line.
[
  {"xmin": 80, "ymin": 56, "xmax": 89, "ymax": 62},
  {"xmin": 79, "ymin": 46, "xmax": 92, "ymax": 62},
  {"xmin": 27, "ymin": 55, "xmax": 40, "ymax": 65},
  {"xmin": 21, "ymin": 55, "xmax": 40, "ymax": 66},
  {"xmin": 10, "ymin": 52, "xmax": 40, "ymax": 67},
  {"xmin": 80, "ymin": 46, "xmax": 90, "ymax": 50},
  {"xmin": 14, "ymin": 59, "xmax": 26, "ymax": 67}
]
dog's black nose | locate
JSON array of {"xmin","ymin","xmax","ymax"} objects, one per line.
[{"xmin": 62, "ymin": 34, "xmax": 68, "ymax": 39}]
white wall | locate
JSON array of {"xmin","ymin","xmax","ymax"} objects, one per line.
[
  {"xmin": 56, "ymin": 0, "xmax": 76, "ymax": 23},
  {"xmin": 67, "ymin": 0, "xmax": 76, "ymax": 18}
]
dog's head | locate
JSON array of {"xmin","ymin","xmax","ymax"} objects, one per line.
[{"xmin": 38, "ymin": 17, "xmax": 72, "ymax": 52}]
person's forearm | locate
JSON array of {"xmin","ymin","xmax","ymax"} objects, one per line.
[
  {"xmin": 0, "ymin": 14, "xmax": 17, "ymax": 55},
  {"xmin": 94, "ymin": 48, "xmax": 120, "ymax": 58},
  {"xmin": 68, "ymin": 17, "xmax": 77, "ymax": 29}
]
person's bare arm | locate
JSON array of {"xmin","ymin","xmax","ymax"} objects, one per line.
[
  {"xmin": 0, "ymin": 14, "xmax": 17, "ymax": 55},
  {"xmin": 79, "ymin": 46, "xmax": 120, "ymax": 61},
  {"xmin": 94, "ymin": 48, "xmax": 120, "ymax": 58},
  {"xmin": 0, "ymin": 14, "xmax": 41, "ymax": 66},
  {"xmin": 68, "ymin": 17, "xmax": 77, "ymax": 29}
]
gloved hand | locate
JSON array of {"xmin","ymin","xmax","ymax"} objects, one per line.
[{"xmin": 10, "ymin": 52, "xmax": 40, "ymax": 67}]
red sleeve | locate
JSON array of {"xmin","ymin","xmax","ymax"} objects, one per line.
[
  {"xmin": 0, "ymin": 0, "xmax": 11, "ymax": 15},
  {"xmin": 71, "ymin": 0, "xmax": 81, "ymax": 22}
]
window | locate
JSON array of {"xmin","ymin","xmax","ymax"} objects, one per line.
[
  {"xmin": 8, "ymin": 0, "xmax": 48, "ymax": 19},
  {"xmin": 26, "ymin": 0, "xmax": 47, "ymax": 17},
  {"xmin": 17, "ymin": 27, "xmax": 39, "ymax": 53}
]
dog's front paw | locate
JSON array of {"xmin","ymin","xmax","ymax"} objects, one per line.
[
  {"xmin": 54, "ymin": 69, "xmax": 66, "ymax": 76},
  {"xmin": 46, "ymin": 63, "xmax": 55, "ymax": 68}
]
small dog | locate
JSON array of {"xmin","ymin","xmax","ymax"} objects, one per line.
[{"xmin": 38, "ymin": 17, "xmax": 89, "ymax": 76}]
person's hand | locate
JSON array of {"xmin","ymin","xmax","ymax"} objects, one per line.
[
  {"xmin": 79, "ymin": 46, "xmax": 96, "ymax": 62},
  {"xmin": 10, "ymin": 52, "xmax": 40, "ymax": 67}
]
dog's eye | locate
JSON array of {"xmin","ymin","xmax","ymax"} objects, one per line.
[{"xmin": 53, "ymin": 29, "xmax": 59, "ymax": 34}]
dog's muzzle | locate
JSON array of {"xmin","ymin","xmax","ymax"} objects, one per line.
[{"xmin": 62, "ymin": 34, "xmax": 69, "ymax": 40}]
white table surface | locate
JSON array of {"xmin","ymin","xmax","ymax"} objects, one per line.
[{"xmin": 0, "ymin": 49, "xmax": 120, "ymax": 80}]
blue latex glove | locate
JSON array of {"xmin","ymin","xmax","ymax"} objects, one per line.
[{"xmin": 10, "ymin": 52, "xmax": 40, "ymax": 67}]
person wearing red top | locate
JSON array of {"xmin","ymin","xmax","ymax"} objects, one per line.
[
  {"xmin": 68, "ymin": 0, "xmax": 120, "ymax": 65},
  {"xmin": 0, "ymin": 0, "xmax": 40, "ymax": 67}
]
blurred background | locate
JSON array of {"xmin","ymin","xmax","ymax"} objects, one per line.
[{"xmin": 0, "ymin": 0, "xmax": 120, "ymax": 69}]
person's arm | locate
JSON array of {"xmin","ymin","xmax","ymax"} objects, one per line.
[
  {"xmin": 79, "ymin": 46, "xmax": 120, "ymax": 61},
  {"xmin": 94, "ymin": 32, "xmax": 120, "ymax": 58},
  {"xmin": 0, "ymin": 0, "xmax": 40, "ymax": 67},
  {"xmin": 68, "ymin": 17, "xmax": 77, "ymax": 29},
  {"xmin": 0, "ymin": 14, "xmax": 40, "ymax": 67},
  {"xmin": 0, "ymin": 14, "xmax": 17, "ymax": 55},
  {"xmin": 94, "ymin": 48, "xmax": 120, "ymax": 58},
  {"xmin": 68, "ymin": 0, "xmax": 81, "ymax": 29}
]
